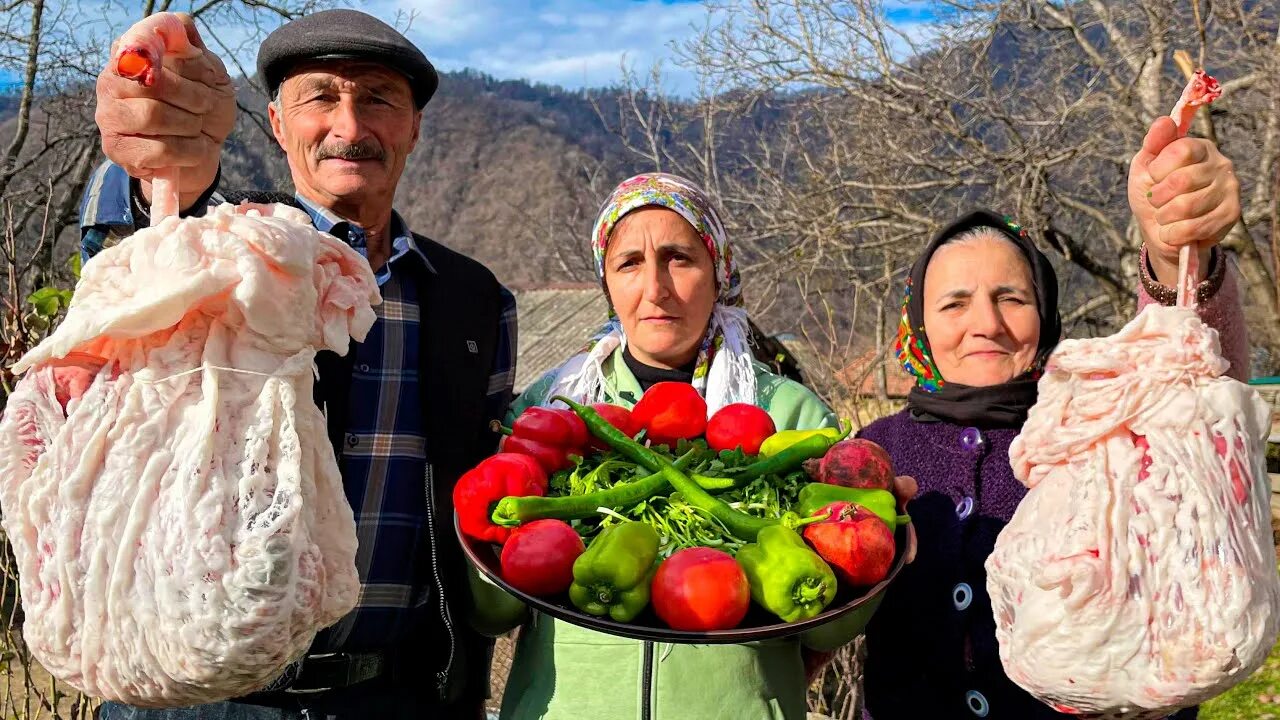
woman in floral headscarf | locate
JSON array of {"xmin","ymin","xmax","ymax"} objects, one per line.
[
  {"xmin": 524, "ymin": 172, "xmax": 806, "ymax": 418},
  {"xmin": 494, "ymin": 173, "xmax": 844, "ymax": 720}
]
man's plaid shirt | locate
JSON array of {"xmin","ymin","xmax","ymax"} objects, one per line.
[{"xmin": 78, "ymin": 161, "xmax": 518, "ymax": 652}]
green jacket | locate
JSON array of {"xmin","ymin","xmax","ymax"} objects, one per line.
[
  {"xmin": 507, "ymin": 348, "xmax": 837, "ymax": 431},
  {"xmin": 495, "ymin": 347, "xmax": 842, "ymax": 720}
]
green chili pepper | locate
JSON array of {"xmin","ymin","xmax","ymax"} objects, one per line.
[
  {"xmin": 555, "ymin": 396, "xmax": 821, "ymax": 542},
  {"xmin": 492, "ymin": 450, "xmax": 702, "ymax": 526},
  {"xmin": 758, "ymin": 426, "xmax": 846, "ymax": 458},
  {"xmin": 568, "ymin": 521, "xmax": 660, "ymax": 622},
  {"xmin": 795, "ymin": 484, "xmax": 906, "ymax": 531},
  {"xmin": 737, "ymin": 525, "xmax": 837, "ymax": 622}
]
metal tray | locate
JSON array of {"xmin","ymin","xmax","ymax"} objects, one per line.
[{"xmin": 457, "ymin": 514, "xmax": 916, "ymax": 644}]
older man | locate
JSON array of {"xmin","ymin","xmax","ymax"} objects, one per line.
[{"xmin": 84, "ymin": 10, "xmax": 515, "ymax": 720}]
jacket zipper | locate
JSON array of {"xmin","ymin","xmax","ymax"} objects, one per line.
[
  {"xmin": 423, "ymin": 463, "xmax": 456, "ymax": 697},
  {"xmin": 641, "ymin": 641, "xmax": 654, "ymax": 720}
]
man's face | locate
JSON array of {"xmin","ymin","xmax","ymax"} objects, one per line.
[{"xmin": 268, "ymin": 61, "xmax": 421, "ymax": 210}]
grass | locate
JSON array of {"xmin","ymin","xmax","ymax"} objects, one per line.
[
  {"xmin": 1200, "ymin": 641, "xmax": 1280, "ymax": 720},
  {"xmin": 1199, "ymin": 538, "xmax": 1280, "ymax": 720}
]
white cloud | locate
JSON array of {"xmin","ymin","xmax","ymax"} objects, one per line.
[
  {"xmin": 390, "ymin": 0, "xmax": 493, "ymax": 45},
  {"xmin": 374, "ymin": 0, "xmax": 706, "ymax": 92}
]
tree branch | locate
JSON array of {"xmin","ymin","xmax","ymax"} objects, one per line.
[{"xmin": 0, "ymin": 0, "xmax": 45, "ymax": 200}]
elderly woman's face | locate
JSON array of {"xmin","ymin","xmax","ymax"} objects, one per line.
[
  {"xmin": 604, "ymin": 208, "xmax": 718, "ymax": 369},
  {"xmin": 922, "ymin": 234, "xmax": 1041, "ymax": 387}
]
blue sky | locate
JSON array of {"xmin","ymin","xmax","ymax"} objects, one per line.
[
  {"xmin": 0, "ymin": 1, "xmax": 939, "ymax": 96},
  {"xmin": 372, "ymin": 0, "xmax": 712, "ymax": 93},
  {"xmin": 380, "ymin": 0, "xmax": 940, "ymax": 93}
]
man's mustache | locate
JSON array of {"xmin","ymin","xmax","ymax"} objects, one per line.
[{"xmin": 316, "ymin": 141, "xmax": 385, "ymax": 162}]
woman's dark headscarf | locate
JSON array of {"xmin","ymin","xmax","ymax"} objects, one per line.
[{"xmin": 894, "ymin": 210, "xmax": 1062, "ymax": 428}]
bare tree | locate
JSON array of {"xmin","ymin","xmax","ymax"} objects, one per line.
[{"xmin": 605, "ymin": 0, "xmax": 1280, "ymax": 394}]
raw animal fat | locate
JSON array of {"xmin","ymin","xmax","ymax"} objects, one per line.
[
  {"xmin": 987, "ymin": 305, "xmax": 1280, "ymax": 718},
  {"xmin": 0, "ymin": 202, "xmax": 378, "ymax": 706}
]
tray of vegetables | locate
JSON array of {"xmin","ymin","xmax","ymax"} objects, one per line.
[{"xmin": 454, "ymin": 382, "xmax": 916, "ymax": 644}]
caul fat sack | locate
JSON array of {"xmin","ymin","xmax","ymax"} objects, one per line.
[
  {"xmin": 0, "ymin": 202, "xmax": 378, "ymax": 707},
  {"xmin": 987, "ymin": 304, "xmax": 1280, "ymax": 718}
]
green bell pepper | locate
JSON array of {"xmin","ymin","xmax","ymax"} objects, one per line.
[
  {"xmin": 796, "ymin": 484, "xmax": 906, "ymax": 531},
  {"xmin": 568, "ymin": 521, "xmax": 660, "ymax": 622},
  {"xmin": 737, "ymin": 525, "xmax": 837, "ymax": 623}
]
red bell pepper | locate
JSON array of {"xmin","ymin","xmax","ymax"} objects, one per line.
[
  {"xmin": 497, "ymin": 407, "xmax": 590, "ymax": 472},
  {"xmin": 499, "ymin": 435, "xmax": 572, "ymax": 473},
  {"xmin": 454, "ymin": 453, "xmax": 548, "ymax": 544},
  {"xmin": 515, "ymin": 407, "xmax": 590, "ymax": 446},
  {"xmin": 631, "ymin": 382, "xmax": 707, "ymax": 447}
]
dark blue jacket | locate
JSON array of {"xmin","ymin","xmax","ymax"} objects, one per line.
[{"xmin": 859, "ymin": 410, "xmax": 1197, "ymax": 720}]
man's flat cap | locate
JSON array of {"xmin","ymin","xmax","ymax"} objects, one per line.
[{"xmin": 257, "ymin": 9, "xmax": 438, "ymax": 108}]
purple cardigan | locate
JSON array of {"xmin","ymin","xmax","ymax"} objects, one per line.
[{"xmin": 860, "ymin": 255, "xmax": 1244, "ymax": 720}]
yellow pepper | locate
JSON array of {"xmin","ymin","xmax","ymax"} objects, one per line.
[{"xmin": 759, "ymin": 426, "xmax": 846, "ymax": 458}]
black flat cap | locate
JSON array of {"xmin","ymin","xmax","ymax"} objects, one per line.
[{"xmin": 257, "ymin": 9, "xmax": 438, "ymax": 109}]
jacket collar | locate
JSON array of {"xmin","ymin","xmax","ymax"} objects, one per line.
[{"xmin": 294, "ymin": 192, "xmax": 437, "ymax": 276}]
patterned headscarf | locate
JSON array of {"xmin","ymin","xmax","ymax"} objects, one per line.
[
  {"xmin": 894, "ymin": 210, "xmax": 1062, "ymax": 427},
  {"xmin": 546, "ymin": 173, "xmax": 756, "ymax": 413}
]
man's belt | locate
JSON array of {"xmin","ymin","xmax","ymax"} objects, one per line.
[{"xmin": 257, "ymin": 652, "xmax": 387, "ymax": 694}]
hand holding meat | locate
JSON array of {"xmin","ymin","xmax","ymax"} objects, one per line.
[
  {"xmin": 1127, "ymin": 72, "xmax": 1238, "ymax": 286},
  {"xmin": 95, "ymin": 13, "xmax": 234, "ymax": 208}
]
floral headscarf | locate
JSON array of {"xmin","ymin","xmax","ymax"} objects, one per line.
[
  {"xmin": 546, "ymin": 173, "xmax": 756, "ymax": 413},
  {"xmin": 590, "ymin": 173, "xmax": 742, "ymax": 309}
]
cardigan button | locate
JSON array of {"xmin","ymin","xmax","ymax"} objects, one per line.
[
  {"xmin": 357, "ymin": 363, "xmax": 370, "ymax": 373},
  {"xmin": 960, "ymin": 427, "xmax": 984, "ymax": 452},
  {"xmin": 965, "ymin": 690, "xmax": 990, "ymax": 717},
  {"xmin": 953, "ymin": 582, "xmax": 973, "ymax": 611},
  {"xmin": 956, "ymin": 496, "xmax": 974, "ymax": 521},
  {"xmin": 347, "ymin": 434, "xmax": 359, "ymax": 448}
]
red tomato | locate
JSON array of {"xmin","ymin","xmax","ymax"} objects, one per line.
[
  {"xmin": 631, "ymin": 382, "xmax": 707, "ymax": 447},
  {"xmin": 588, "ymin": 403, "xmax": 642, "ymax": 451},
  {"xmin": 651, "ymin": 547, "xmax": 750, "ymax": 631},
  {"xmin": 500, "ymin": 519, "xmax": 584, "ymax": 596},
  {"xmin": 705, "ymin": 403, "xmax": 777, "ymax": 455}
]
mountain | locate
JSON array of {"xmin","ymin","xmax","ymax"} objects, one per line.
[{"xmin": 218, "ymin": 71, "xmax": 643, "ymax": 291}]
